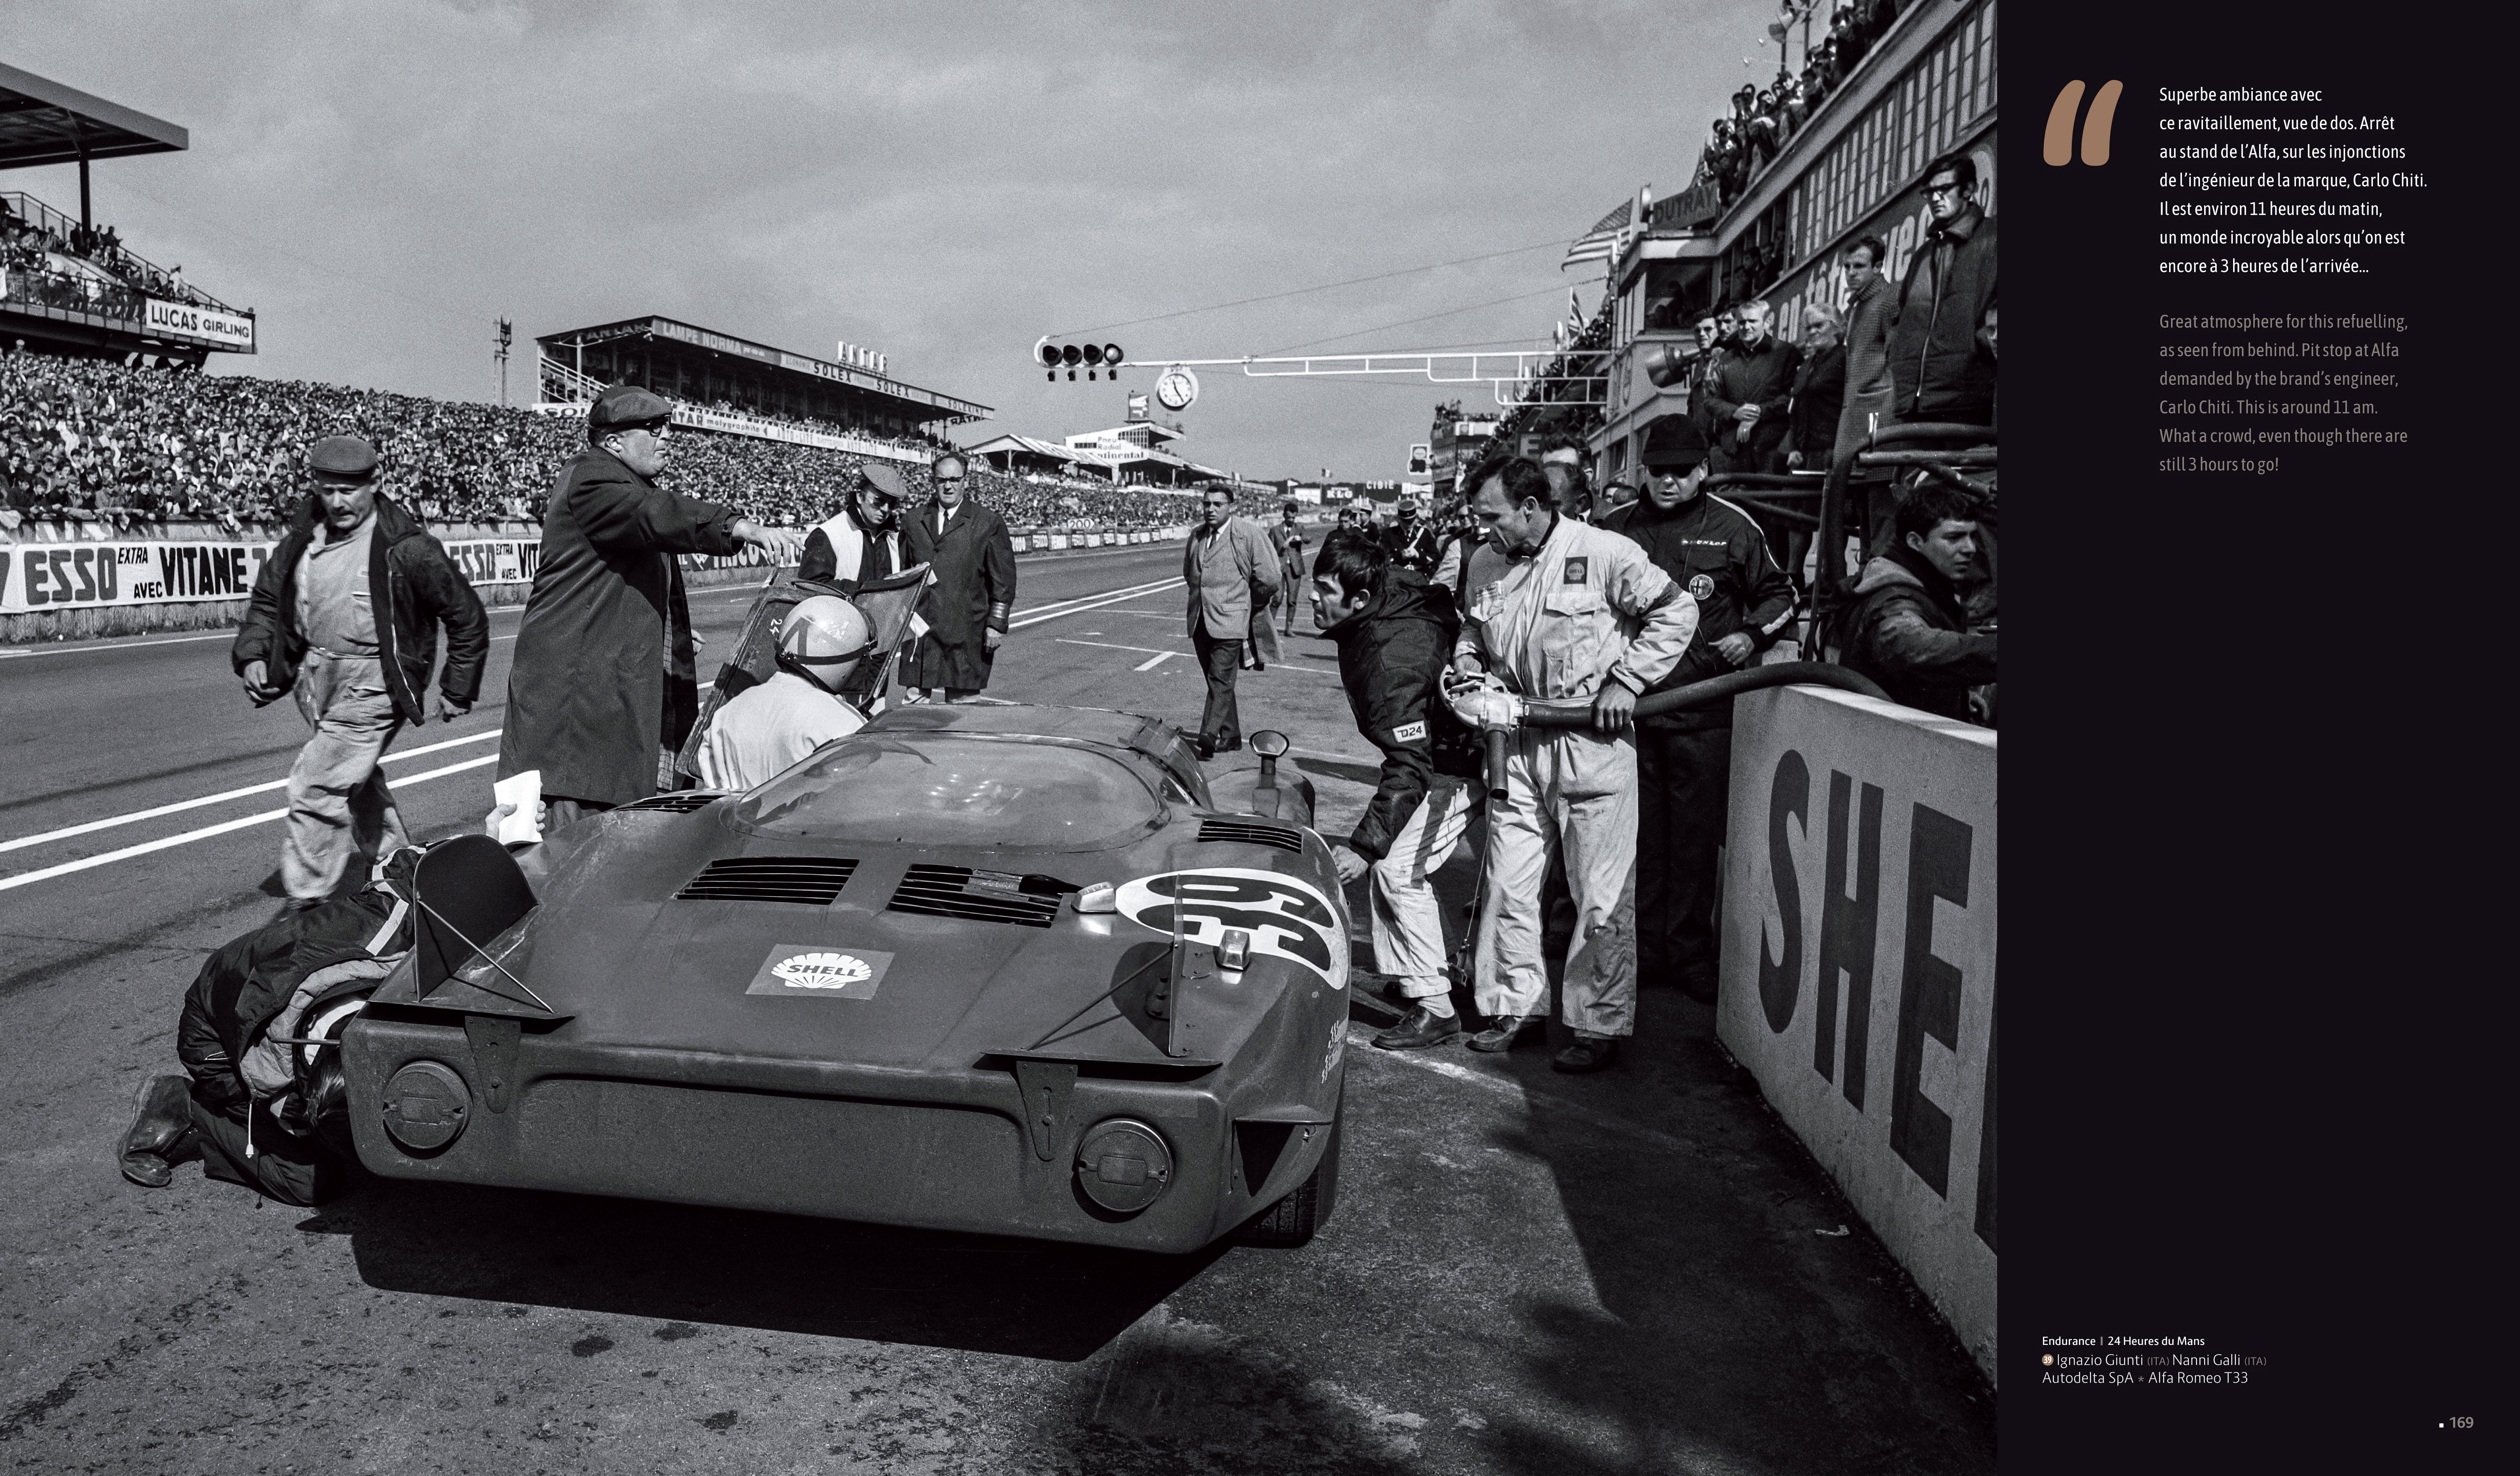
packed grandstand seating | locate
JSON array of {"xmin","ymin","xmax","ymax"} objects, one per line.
[
  {"xmin": 2, "ymin": 195, "xmax": 221, "ymax": 311},
  {"xmin": 0, "ymin": 353, "xmax": 1277, "ymax": 533},
  {"xmin": 1692, "ymin": 0, "xmax": 1901, "ymax": 207}
]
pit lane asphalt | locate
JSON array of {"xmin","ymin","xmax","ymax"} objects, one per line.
[{"xmin": 0, "ymin": 541, "xmax": 1995, "ymax": 1474}]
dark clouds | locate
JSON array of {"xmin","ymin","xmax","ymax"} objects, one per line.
[{"xmin": 8, "ymin": 0, "xmax": 1776, "ymax": 480}]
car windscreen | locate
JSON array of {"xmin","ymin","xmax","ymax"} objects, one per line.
[{"xmin": 731, "ymin": 735, "xmax": 1161, "ymax": 848}]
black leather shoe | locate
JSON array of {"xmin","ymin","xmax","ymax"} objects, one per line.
[
  {"xmin": 119, "ymin": 1074, "xmax": 195, "ymax": 1188},
  {"xmin": 1551, "ymin": 1038, "xmax": 1621, "ymax": 1073},
  {"xmin": 1373, "ymin": 1005, "xmax": 1463, "ymax": 1050},
  {"xmin": 1465, "ymin": 1014, "xmax": 1545, "ymax": 1053}
]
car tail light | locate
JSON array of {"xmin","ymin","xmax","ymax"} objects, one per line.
[
  {"xmin": 1076, "ymin": 1118, "xmax": 1173, "ymax": 1214},
  {"xmin": 381, "ymin": 1060, "xmax": 470, "ymax": 1152}
]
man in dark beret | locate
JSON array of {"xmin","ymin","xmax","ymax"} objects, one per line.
[
  {"xmin": 497, "ymin": 386, "xmax": 796, "ymax": 826},
  {"xmin": 234, "ymin": 435, "xmax": 488, "ymax": 907}
]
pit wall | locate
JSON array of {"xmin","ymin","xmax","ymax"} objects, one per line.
[
  {"xmin": 0, "ymin": 520, "xmax": 1199, "ymax": 644},
  {"xmin": 1717, "ymin": 685, "xmax": 1998, "ymax": 1385}
]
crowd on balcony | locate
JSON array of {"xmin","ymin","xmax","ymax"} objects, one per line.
[
  {"xmin": 1693, "ymin": 1, "xmax": 1902, "ymax": 207},
  {"xmin": 0, "ymin": 353, "xmax": 1273, "ymax": 535},
  {"xmin": 1, "ymin": 198, "xmax": 221, "ymax": 312}
]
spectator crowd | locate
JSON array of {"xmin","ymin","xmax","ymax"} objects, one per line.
[
  {"xmin": 1692, "ymin": 1, "xmax": 1903, "ymax": 208},
  {"xmin": 4, "ymin": 194, "xmax": 227, "ymax": 319},
  {"xmin": 0, "ymin": 351, "xmax": 1278, "ymax": 535}
]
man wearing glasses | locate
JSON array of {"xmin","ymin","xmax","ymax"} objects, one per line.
[
  {"xmin": 801, "ymin": 461, "xmax": 909, "ymax": 594},
  {"xmin": 1888, "ymin": 152, "xmax": 1998, "ymax": 429},
  {"xmin": 498, "ymin": 385, "xmax": 796, "ymax": 827},
  {"xmin": 903, "ymin": 450, "xmax": 1015, "ymax": 703}
]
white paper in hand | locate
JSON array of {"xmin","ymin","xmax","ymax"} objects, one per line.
[{"xmin": 494, "ymin": 770, "xmax": 542, "ymax": 845}]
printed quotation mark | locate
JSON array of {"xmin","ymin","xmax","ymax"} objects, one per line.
[{"xmin": 2044, "ymin": 80, "xmax": 2124, "ymax": 166}]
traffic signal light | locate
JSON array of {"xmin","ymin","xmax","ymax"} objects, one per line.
[{"xmin": 1035, "ymin": 338, "xmax": 1126, "ymax": 381}]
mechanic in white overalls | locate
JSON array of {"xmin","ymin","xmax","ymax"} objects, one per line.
[{"xmin": 1449, "ymin": 456, "xmax": 1697, "ymax": 1073}]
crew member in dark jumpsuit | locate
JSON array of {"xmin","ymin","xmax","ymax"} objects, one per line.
[{"xmin": 1599, "ymin": 416, "xmax": 1797, "ymax": 1002}]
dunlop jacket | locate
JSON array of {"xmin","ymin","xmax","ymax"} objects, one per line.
[
  {"xmin": 232, "ymin": 493, "xmax": 488, "ymax": 727},
  {"xmin": 903, "ymin": 496, "xmax": 1016, "ymax": 692},
  {"xmin": 1321, "ymin": 570, "xmax": 1482, "ymax": 862},
  {"xmin": 498, "ymin": 445, "xmax": 743, "ymax": 807},
  {"xmin": 1888, "ymin": 205, "xmax": 1998, "ymax": 426},
  {"xmin": 1832, "ymin": 547, "xmax": 1998, "ymax": 723},
  {"xmin": 1454, "ymin": 513, "xmax": 1697, "ymax": 706},
  {"xmin": 1599, "ymin": 491, "xmax": 1798, "ymax": 732}
]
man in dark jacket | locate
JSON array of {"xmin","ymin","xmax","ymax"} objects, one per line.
[
  {"xmin": 904, "ymin": 450, "xmax": 1015, "ymax": 702},
  {"xmin": 497, "ymin": 386, "xmax": 793, "ymax": 826},
  {"xmin": 1311, "ymin": 536, "xmax": 1485, "ymax": 1050},
  {"xmin": 1785, "ymin": 304, "xmax": 1846, "ymax": 472},
  {"xmin": 1601, "ymin": 417, "xmax": 1798, "ymax": 1001},
  {"xmin": 1833, "ymin": 481, "xmax": 1998, "ymax": 722},
  {"xmin": 1888, "ymin": 152, "xmax": 1997, "ymax": 427},
  {"xmin": 234, "ymin": 436, "xmax": 488, "ymax": 907},
  {"xmin": 1382, "ymin": 489, "xmax": 1441, "ymax": 576},
  {"xmin": 1700, "ymin": 298, "xmax": 1802, "ymax": 474}
]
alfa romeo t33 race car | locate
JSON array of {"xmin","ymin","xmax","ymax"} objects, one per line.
[{"xmin": 338, "ymin": 704, "xmax": 1351, "ymax": 1251}]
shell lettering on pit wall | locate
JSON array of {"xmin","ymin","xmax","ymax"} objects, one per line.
[
  {"xmin": 772, "ymin": 952, "xmax": 874, "ymax": 989},
  {"xmin": 1113, "ymin": 868, "xmax": 1346, "ymax": 989}
]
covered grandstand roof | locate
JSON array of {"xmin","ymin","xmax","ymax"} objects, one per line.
[
  {"xmin": 538, "ymin": 315, "xmax": 989, "ymax": 424},
  {"xmin": 0, "ymin": 62, "xmax": 187, "ymax": 171}
]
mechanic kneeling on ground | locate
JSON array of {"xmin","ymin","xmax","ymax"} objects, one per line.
[
  {"xmin": 1310, "ymin": 536, "xmax": 1486, "ymax": 1050},
  {"xmin": 691, "ymin": 596, "xmax": 873, "ymax": 790},
  {"xmin": 1449, "ymin": 456, "xmax": 1698, "ymax": 1074},
  {"xmin": 1598, "ymin": 416, "xmax": 1798, "ymax": 1003},
  {"xmin": 117, "ymin": 857, "xmax": 419, "ymax": 1205}
]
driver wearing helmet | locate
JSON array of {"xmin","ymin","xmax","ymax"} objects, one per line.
[{"xmin": 690, "ymin": 596, "xmax": 874, "ymax": 789}]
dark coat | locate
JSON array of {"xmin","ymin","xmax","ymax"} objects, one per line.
[
  {"xmin": 233, "ymin": 493, "xmax": 488, "ymax": 727},
  {"xmin": 1835, "ymin": 272, "xmax": 1896, "ymax": 463},
  {"xmin": 903, "ymin": 496, "xmax": 1017, "ymax": 691},
  {"xmin": 1700, "ymin": 334, "xmax": 1803, "ymax": 472},
  {"xmin": 1889, "ymin": 205, "xmax": 1998, "ymax": 426},
  {"xmin": 1601, "ymin": 491, "xmax": 1799, "ymax": 731},
  {"xmin": 1382, "ymin": 517, "xmax": 1441, "ymax": 576},
  {"xmin": 1787, "ymin": 343, "xmax": 1846, "ymax": 468},
  {"xmin": 1833, "ymin": 547, "xmax": 1998, "ymax": 723},
  {"xmin": 497, "ymin": 445, "xmax": 743, "ymax": 807},
  {"xmin": 1320, "ymin": 570, "xmax": 1481, "ymax": 861}
]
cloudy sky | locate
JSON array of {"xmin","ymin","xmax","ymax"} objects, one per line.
[{"xmin": 10, "ymin": 0, "xmax": 1783, "ymax": 482}]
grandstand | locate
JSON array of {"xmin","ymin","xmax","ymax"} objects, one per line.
[
  {"xmin": 0, "ymin": 62, "xmax": 253, "ymax": 367},
  {"xmin": 535, "ymin": 315, "xmax": 987, "ymax": 462}
]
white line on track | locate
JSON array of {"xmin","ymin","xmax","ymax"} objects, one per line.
[
  {"xmin": 1006, "ymin": 579, "xmax": 1183, "ymax": 629},
  {"xmin": 0, "ymin": 753, "xmax": 498, "ymax": 893},
  {"xmin": 1134, "ymin": 652, "xmax": 1176, "ymax": 672},
  {"xmin": 1057, "ymin": 637, "xmax": 1179, "ymax": 658},
  {"xmin": 0, "ymin": 729, "xmax": 504, "ymax": 856},
  {"xmin": 1342, "ymin": 1022, "xmax": 1696, "ymax": 1156}
]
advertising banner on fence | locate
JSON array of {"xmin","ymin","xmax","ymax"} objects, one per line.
[
  {"xmin": 144, "ymin": 297, "xmax": 258, "ymax": 353},
  {"xmin": 1, "ymin": 536, "xmax": 544, "ymax": 614},
  {"xmin": 1716, "ymin": 684, "xmax": 1998, "ymax": 1382}
]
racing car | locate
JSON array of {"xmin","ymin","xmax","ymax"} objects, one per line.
[{"xmin": 337, "ymin": 703, "xmax": 1350, "ymax": 1252}]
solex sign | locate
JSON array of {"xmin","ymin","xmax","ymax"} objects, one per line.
[
  {"xmin": 144, "ymin": 297, "xmax": 256, "ymax": 352},
  {"xmin": 1717, "ymin": 684, "xmax": 1998, "ymax": 1382}
]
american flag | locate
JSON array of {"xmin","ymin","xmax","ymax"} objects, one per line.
[{"xmin": 1559, "ymin": 199, "xmax": 1633, "ymax": 269}]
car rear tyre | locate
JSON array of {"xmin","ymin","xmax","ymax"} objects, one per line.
[{"xmin": 1235, "ymin": 1109, "xmax": 1340, "ymax": 1248}]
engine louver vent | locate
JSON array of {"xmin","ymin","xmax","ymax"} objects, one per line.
[
  {"xmin": 1198, "ymin": 818, "xmax": 1304, "ymax": 853},
  {"xmin": 888, "ymin": 864, "xmax": 1066, "ymax": 929},
  {"xmin": 622, "ymin": 791, "xmax": 724, "ymax": 814},
  {"xmin": 674, "ymin": 857, "xmax": 858, "ymax": 905}
]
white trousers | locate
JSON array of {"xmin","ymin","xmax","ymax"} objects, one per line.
[
  {"xmin": 1473, "ymin": 727, "xmax": 1639, "ymax": 1038},
  {"xmin": 1368, "ymin": 775, "xmax": 1479, "ymax": 1004}
]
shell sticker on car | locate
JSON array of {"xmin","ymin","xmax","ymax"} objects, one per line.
[
  {"xmin": 745, "ymin": 945, "xmax": 895, "ymax": 999},
  {"xmin": 1113, "ymin": 868, "xmax": 1345, "ymax": 988}
]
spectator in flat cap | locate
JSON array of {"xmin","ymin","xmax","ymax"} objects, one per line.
[
  {"xmin": 497, "ymin": 385, "xmax": 798, "ymax": 827},
  {"xmin": 1599, "ymin": 414, "xmax": 1796, "ymax": 1003},
  {"xmin": 801, "ymin": 460, "xmax": 908, "ymax": 593},
  {"xmin": 234, "ymin": 434, "xmax": 489, "ymax": 908}
]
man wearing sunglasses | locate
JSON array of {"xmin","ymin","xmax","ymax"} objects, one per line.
[
  {"xmin": 801, "ymin": 461, "xmax": 910, "ymax": 594},
  {"xmin": 498, "ymin": 385, "xmax": 795, "ymax": 828},
  {"xmin": 1888, "ymin": 152, "xmax": 1998, "ymax": 429}
]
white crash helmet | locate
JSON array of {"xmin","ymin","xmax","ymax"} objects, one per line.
[{"xmin": 777, "ymin": 596, "xmax": 874, "ymax": 693}]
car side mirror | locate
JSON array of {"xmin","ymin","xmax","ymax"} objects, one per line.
[{"xmin": 1249, "ymin": 730, "xmax": 1290, "ymax": 789}]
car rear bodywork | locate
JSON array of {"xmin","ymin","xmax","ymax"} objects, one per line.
[{"xmin": 341, "ymin": 705, "xmax": 1348, "ymax": 1253}]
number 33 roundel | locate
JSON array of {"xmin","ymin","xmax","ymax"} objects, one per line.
[{"xmin": 1112, "ymin": 868, "xmax": 1345, "ymax": 988}]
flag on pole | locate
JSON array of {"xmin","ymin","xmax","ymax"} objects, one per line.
[
  {"xmin": 1559, "ymin": 198, "xmax": 1633, "ymax": 269},
  {"xmin": 1566, "ymin": 288, "xmax": 1585, "ymax": 335}
]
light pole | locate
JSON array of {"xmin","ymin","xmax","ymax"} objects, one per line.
[{"xmin": 494, "ymin": 317, "xmax": 513, "ymax": 404}]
